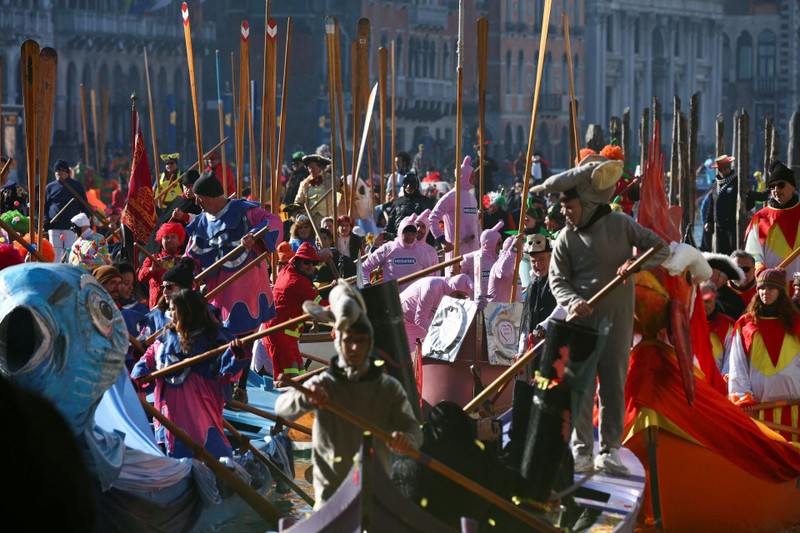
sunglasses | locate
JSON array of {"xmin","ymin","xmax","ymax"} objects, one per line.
[
  {"xmin": 165, "ymin": 160, "xmax": 177, "ymax": 165},
  {"xmin": 740, "ymin": 266, "xmax": 752, "ymax": 273},
  {"xmin": 769, "ymin": 181, "xmax": 787, "ymax": 190},
  {"xmin": 161, "ymin": 282, "xmax": 178, "ymax": 290}
]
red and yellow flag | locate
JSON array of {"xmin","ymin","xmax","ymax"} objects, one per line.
[{"xmin": 121, "ymin": 109, "xmax": 157, "ymax": 243}]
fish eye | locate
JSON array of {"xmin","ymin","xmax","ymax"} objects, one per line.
[{"xmin": 87, "ymin": 288, "xmax": 115, "ymax": 337}]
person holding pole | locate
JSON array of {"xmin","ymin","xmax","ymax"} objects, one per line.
[
  {"xmin": 43, "ymin": 159, "xmax": 91, "ymax": 262},
  {"xmin": 184, "ymin": 170, "xmax": 282, "ymax": 405},
  {"xmin": 428, "ymin": 156, "xmax": 481, "ymax": 261},
  {"xmin": 532, "ymin": 155, "xmax": 669, "ymax": 476},
  {"xmin": 275, "ymin": 283, "xmax": 421, "ymax": 506},
  {"xmin": 154, "ymin": 153, "xmax": 183, "ymax": 212},
  {"xmin": 295, "ymin": 154, "xmax": 333, "ymax": 227}
]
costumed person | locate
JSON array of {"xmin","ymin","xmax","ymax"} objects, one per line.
[
  {"xmin": 275, "ymin": 282, "xmax": 422, "ymax": 506},
  {"xmin": 283, "ymin": 151, "xmax": 308, "ymax": 206},
  {"xmin": 728, "ymin": 268, "xmax": 800, "ymax": 441},
  {"xmin": 460, "ymin": 221, "xmax": 504, "ymax": 300},
  {"xmin": 1, "ymin": 210, "xmax": 51, "ymax": 263},
  {"xmin": 531, "ymin": 153, "xmax": 670, "ymax": 476},
  {"xmin": 414, "ymin": 208, "xmax": 439, "ymax": 264},
  {"xmin": 361, "ymin": 214, "xmax": 437, "ymax": 291},
  {"xmin": 288, "ymin": 214, "xmax": 316, "ymax": 252},
  {"xmin": 601, "ymin": 143, "xmax": 639, "ymax": 217},
  {"xmin": 386, "ymin": 151, "xmax": 414, "ymax": 201},
  {"xmin": 294, "ymin": 153, "xmax": 333, "ymax": 227},
  {"xmin": 43, "ymin": 159, "xmax": 92, "ymax": 263},
  {"xmin": 335, "ymin": 215, "xmax": 364, "ymax": 260},
  {"xmin": 67, "ymin": 212, "xmax": 111, "ymax": 272},
  {"xmin": 517, "ymin": 233, "xmax": 558, "ymax": 359},
  {"xmin": 400, "ymin": 274, "xmax": 472, "ymax": 358},
  {"xmin": 184, "ymin": 170, "xmax": 281, "ymax": 405},
  {"xmin": 138, "ymin": 221, "xmax": 186, "ymax": 308},
  {"xmin": 203, "ymin": 150, "xmax": 236, "ymax": 197},
  {"xmin": 337, "ymin": 174, "xmax": 377, "ymax": 236},
  {"xmin": 428, "ymin": 156, "xmax": 481, "ymax": 260},
  {"xmin": 701, "ymin": 280, "xmax": 736, "ymax": 376},
  {"xmin": 383, "ymin": 170, "xmax": 433, "ymax": 240},
  {"xmin": 153, "ymin": 153, "xmax": 183, "ymax": 211},
  {"xmin": 745, "ymin": 160, "xmax": 800, "ymax": 286},
  {"xmin": 315, "ymin": 227, "xmax": 355, "ymax": 287},
  {"xmin": 146, "ymin": 169, "xmax": 202, "ymax": 256},
  {"xmin": 487, "ymin": 233, "xmax": 523, "ymax": 303},
  {"xmin": 256, "ymin": 242, "xmax": 330, "ymax": 378},
  {"xmin": 275, "ymin": 241, "xmax": 295, "ymax": 272},
  {"xmin": 482, "ymin": 191, "xmax": 516, "ymax": 233},
  {"xmin": 0, "ymin": 243, "xmax": 23, "ymax": 271},
  {"xmin": 92, "ymin": 264, "xmax": 123, "ymax": 307},
  {"xmin": 136, "ymin": 257, "xmax": 200, "ymax": 344},
  {"xmin": 705, "ymin": 250, "xmax": 749, "ymax": 319},
  {"xmin": 0, "ymin": 156, "xmax": 27, "ymax": 215},
  {"xmin": 131, "ymin": 288, "xmax": 249, "ymax": 458}
]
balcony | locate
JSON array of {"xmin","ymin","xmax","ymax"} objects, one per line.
[
  {"xmin": 408, "ymin": 78, "xmax": 454, "ymax": 101},
  {"xmin": 53, "ymin": 11, "xmax": 185, "ymax": 40},
  {"xmin": 0, "ymin": 8, "xmax": 51, "ymax": 36},
  {"xmin": 409, "ymin": 4, "xmax": 448, "ymax": 29}
]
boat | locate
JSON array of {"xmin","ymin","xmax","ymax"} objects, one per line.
[{"xmin": 0, "ymin": 264, "xmax": 282, "ymax": 532}]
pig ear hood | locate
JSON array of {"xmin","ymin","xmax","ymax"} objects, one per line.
[
  {"xmin": 459, "ymin": 156, "xmax": 474, "ymax": 190},
  {"xmin": 445, "ymin": 273, "xmax": 473, "ymax": 294},
  {"xmin": 480, "ymin": 221, "xmax": 504, "ymax": 253}
]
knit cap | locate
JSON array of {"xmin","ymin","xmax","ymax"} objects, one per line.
[{"xmin": 757, "ymin": 267, "xmax": 786, "ymax": 290}]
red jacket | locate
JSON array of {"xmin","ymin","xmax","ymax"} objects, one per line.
[{"xmin": 268, "ymin": 262, "xmax": 328, "ymax": 331}]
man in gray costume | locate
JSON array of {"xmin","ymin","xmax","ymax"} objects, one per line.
[{"xmin": 531, "ymin": 155, "xmax": 669, "ymax": 476}]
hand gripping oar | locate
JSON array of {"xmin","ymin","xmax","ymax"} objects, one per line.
[
  {"xmin": 194, "ymin": 223, "xmax": 272, "ymax": 283},
  {"xmin": 278, "ymin": 375, "xmax": 559, "ymax": 532},
  {"xmin": 222, "ymin": 419, "xmax": 315, "ymax": 507},
  {"xmin": 227, "ymin": 400, "xmax": 312, "ymax": 436},
  {"xmin": 138, "ymin": 396, "xmax": 284, "ymax": 526},
  {"xmin": 464, "ymin": 243, "xmax": 665, "ymax": 414}
]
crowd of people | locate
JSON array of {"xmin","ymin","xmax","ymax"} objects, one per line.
[{"xmin": 2, "ymin": 135, "xmax": 800, "ymax": 525}]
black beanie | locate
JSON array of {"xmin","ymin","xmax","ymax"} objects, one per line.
[
  {"xmin": 180, "ymin": 169, "xmax": 201, "ymax": 187},
  {"xmin": 192, "ymin": 170, "xmax": 224, "ymax": 197},
  {"xmin": 162, "ymin": 257, "xmax": 196, "ymax": 289},
  {"xmin": 767, "ymin": 160, "xmax": 797, "ymax": 189}
]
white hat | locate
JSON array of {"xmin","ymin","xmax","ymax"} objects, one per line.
[{"xmin": 70, "ymin": 212, "xmax": 91, "ymax": 228}]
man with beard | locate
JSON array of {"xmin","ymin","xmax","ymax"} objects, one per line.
[
  {"xmin": 255, "ymin": 242, "xmax": 330, "ymax": 377},
  {"xmin": 383, "ymin": 171, "xmax": 433, "ymax": 240}
]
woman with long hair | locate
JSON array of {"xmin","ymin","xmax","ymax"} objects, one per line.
[
  {"xmin": 131, "ymin": 288, "xmax": 248, "ymax": 458},
  {"xmin": 288, "ymin": 214, "xmax": 316, "ymax": 252},
  {"xmin": 728, "ymin": 268, "xmax": 800, "ymax": 441}
]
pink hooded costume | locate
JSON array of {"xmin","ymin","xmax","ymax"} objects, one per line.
[
  {"xmin": 400, "ymin": 273, "xmax": 474, "ymax": 356},
  {"xmin": 487, "ymin": 234, "xmax": 523, "ymax": 303},
  {"xmin": 362, "ymin": 214, "xmax": 438, "ymax": 291},
  {"xmin": 460, "ymin": 221, "xmax": 504, "ymax": 299},
  {"xmin": 415, "ymin": 208, "xmax": 440, "ymax": 269},
  {"xmin": 428, "ymin": 156, "xmax": 481, "ymax": 260}
]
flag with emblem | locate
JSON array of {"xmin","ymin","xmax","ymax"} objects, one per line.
[{"xmin": 121, "ymin": 106, "xmax": 157, "ymax": 244}]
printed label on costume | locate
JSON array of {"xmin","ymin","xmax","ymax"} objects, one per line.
[
  {"xmin": 481, "ymin": 270, "xmax": 490, "ymax": 278},
  {"xmin": 394, "ymin": 257, "xmax": 417, "ymax": 265},
  {"xmin": 463, "ymin": 206, "xmax": 478, "ymax": 215}
]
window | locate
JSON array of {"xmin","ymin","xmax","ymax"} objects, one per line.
[
  {"xmin": 506, "ymin": 50, "xmax": 512, "ymax": 94},
  {"xmin": 517, "ymin": 50, "xmax": 524, "ymax": 94},
  {"xmin": 736, "ymin": 32, "xmax": 753, "ymax": 81},
  {"xmin": 722, "ymin": 34, "xmax": 731, "ymax": 82},
  {"xmin": 757, "ymin": 30, "xmax": 776, "ymax": 78}
]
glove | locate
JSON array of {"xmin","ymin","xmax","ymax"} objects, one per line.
[{"xmin": 730, "ymin": 391, "xmax": 756, "ymax": 408}]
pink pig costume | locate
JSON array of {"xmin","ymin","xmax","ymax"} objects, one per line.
[
  {"xmin": 400, "ymin": 273, "xmax": 474, "ymax": 356},
  {"xmin": 488, "ymin": 234, "xmax": 524, "ymax": 303},
  {"xmin": 362, "ymin": 214, "xmax": 438, "ymax": 291},
  {"xmin": 428, "ymin": 156, "xmax": 481, "ymax": 260},
  {"xmin": 460, "ymin": 221, "xmax": 504, "ymax": 299}
]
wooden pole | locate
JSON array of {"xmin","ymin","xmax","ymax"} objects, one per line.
[
  {"xmin": 194, "ymin": 223, "xmax": 272, "ymax": 283},
  {"xmin": 390, "ymin": 39, "xmax": 396, "ymax": 199},
  {"xmin": 789, "ymin": 111, "xmax": 800, "ymax": 169},
  {"xmin": 248, "ymin": 80, "xmax": 258, "ymax": 200},
  {"xmin": 37, "ymin": 47, "xmax": 57, "ymax": 247},
  {"xmin": 563, "ymin": 12, "xmax": 580, "ymax": 164},
  {"xmin": 324, "ymin": 17, "xmax": 339, "ymax": 225},
  {"xmin": 215, "ymin": 50, "xmax": 228, "ymax": 197},
  {"xmin": 349, "ymin": 84, "xmax": 378, "ymax": 219},
  {"xmin": 378, "ymin": 47, "xmax": 388, "ymax": 210},
  {"xmin": 280, "ymin": 377, "xmax": 559, "ymax": 532},
  {"xmin": 80, "ymin": 84, "xmax": 90, "ymax": 168},
  {"xmin": 275, "ymin": 17, "xmax": 292, "ymax": 212},
  {"xmin": 622, "ymin": 107, "xmax": 631, "ymax": 160},
  {"xmin": 510, "ymin": 0, "xmax": 553, "ymax": 302},
  {"xmin": 669, "ymin": 96, "xmax": 680, "ymax": 207},
  {"xmin": 477, "ymin": 17, "xmax": 488, "ymax": 228},
  {"xmin": 262, "ymin": 17, "xmax": 278, "ymax": 204},
  {"xmin": 467, "ymin": 244, "xmax": 664, "ymax": 414},
  {"xmin": 21, "ymin": 40, "xmax": 40, "ymax": 243},
  {"xmin": 143, "ymin": 48, "xmax": 160, "ymax": 185},
  {"xmin": 90, "ymin": 88, "xmax": 100, "ymax": 172},
  {"xmin": 237, "ymin": 23, "xmax": 250, "ymax": 198},
  {"xmin": 639, "ymin": 107, "xmax": 650, "ymax": 174},
  {"xmin": 334, "ymin": 20, "xmax": 347, "ymax": 182},
  {"xmin": 138, "ymin": 397, "xmax": 284, "ymax": 526},
  {"xmin": 181, "ymin": 2, "xmax": 203, "ymax": 165},
  {"xmin": 454, "ymin": 1, "xmax": 464, "ymax": 259},
  {"xmin": 228, "ymin": 400, "xmax": 312, "ymax": 435},
  {"xmin": 0, "ymin": 218, "xmax": 48, "ymax": 262},
  {"xmin": 737, "ymin": 110, "xmax": 749, "ymax": 249}
]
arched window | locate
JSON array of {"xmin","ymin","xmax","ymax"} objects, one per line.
[
  {"xmin": 757, "ymin": 30, "xmax": 776, "ymax": 79},
  {"xmin": 543, "ymin": 52, "xmax": 553, "ymax": 93},
  {"xmin": 736, "ymin": 32, "xmax": 753, "ymax": 81},
  {"xmin": 517, "ymin": 50, "xmax": 524, "ymax": 94},
  {"xmin": 606, "ymin": 15, "xmax": 614, "ymax": 52},
  {"xmin": 722, "ymin": 34, "xmax": 731, "ymax": 82},
  {"xmin": 442, "ymin": 42, "xmax": 449, "ymax": 80},
  {"xmin": 506, "ymin": 50, "xmax": 512, "ymax": 94}
]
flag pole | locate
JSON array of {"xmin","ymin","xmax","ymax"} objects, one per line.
[{"xmin": 454, "ymin": 0, "xmax": 464, "ymax": 259}]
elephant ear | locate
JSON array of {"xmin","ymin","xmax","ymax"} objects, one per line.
[
  {"xmin": 591, "ymin": 160, "xmax": 624, "ymax": 191},
  {"xmin": 302, "ymin": 300, "xmax": 335, "ymax": 326}
]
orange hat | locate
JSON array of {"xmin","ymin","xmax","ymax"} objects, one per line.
[
  {"xmin": 293, "ymin": 242, "xmax": 322, "ymax": 263},
  {"xmin": 600, "ymin": 144, "xmax": 624, "ymax": 162},
  {"xmin": 277, "ymin": 241, "xmax": 294, "ymax": 263}
]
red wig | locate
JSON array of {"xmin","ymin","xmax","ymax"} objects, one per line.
[{"xmin": 155, "ymin": 222, "xmax": 186, "ymax": 245}]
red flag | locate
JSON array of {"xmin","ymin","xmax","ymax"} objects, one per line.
[{"xmin": 121, "ymin": 109, "xmax": 157, "ymax": 244}]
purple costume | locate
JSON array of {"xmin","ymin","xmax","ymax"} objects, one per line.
[
  {"xmin": 488, "ymin": 235, "xmax": 523, "ymax": 303},
  {"xmin": 400, "ymin": 274, "xmax": 473, "ymax": 356},
  {"xmin": 428, "ymin": 156, "xmax": 481, "ymax": 260},
  {"xmin": 184, "ymin": 199, "xmax": 281, "ymax": 335},
  {"xmin": 362, "ymin": 215, "xmax": 437, "ymax": 292}
]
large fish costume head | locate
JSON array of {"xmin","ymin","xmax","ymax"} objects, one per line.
[{"xmin": 0, "ymin": 263, "xmax": 128, "ymax": 434}]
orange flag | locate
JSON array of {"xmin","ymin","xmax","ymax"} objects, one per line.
[{"xmin": 121, "ymin": 108, "xmax": 157, "ymax": 244}]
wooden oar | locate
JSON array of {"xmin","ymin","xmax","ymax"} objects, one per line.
[
  {"xmin": 464, "ymin": 244, "xmax": 664, "ymax": 414},
  {"xmin": 181, "ymin": 2, "xmax": 203, "ymax": 165},
  {"xmin": 48, "ymin": 197, "xmax": 77, "ymax": 225},
  {"xmin": 143, "ymin": 47, "xmax": 160, "ymax": 187},
  {"xmin": 228, "ymin": 400, "xmax": 312, "ymax": 436},
  {"xmin": 749, "ymin": 398, "xmax": 800, "ymax": 411},
  {"xmin": 301, "ymin": 352, "xmax": 330, "ymax": 367},
  {"xmin": 222, "ymin": 419, "xmax": 315, "ymax": 507},
  {"xmin": 37, "ymin": 47, "xmax": 57, "ymax": 247},
  {"xmin": 21, "ymin": 40, "xmax": 40, "ymax": 243},
  {"xmin": 0, "ymin": 218, "xmax": 48, "ymax": 262},
  {"xmin": 754, "ymin": 418, "xmax": 800, "ymax": 437},
  {"xmin": 194, "ymin": 223, "xmax": 272, "ymax": 282},
  {"xmin": 138, "ymin": 396, "xmax": 284, "ymax": 526},
  {"xmin": 778, "ymin": 246, "xmax": 800, "ymax": 269},
  {"xmin": 304, "ymin": 202, "xmax": 339, "ymax": 279},
  {"xmin": 280, "ymin": 376, "xmax": 558, "ymax": 532}
]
